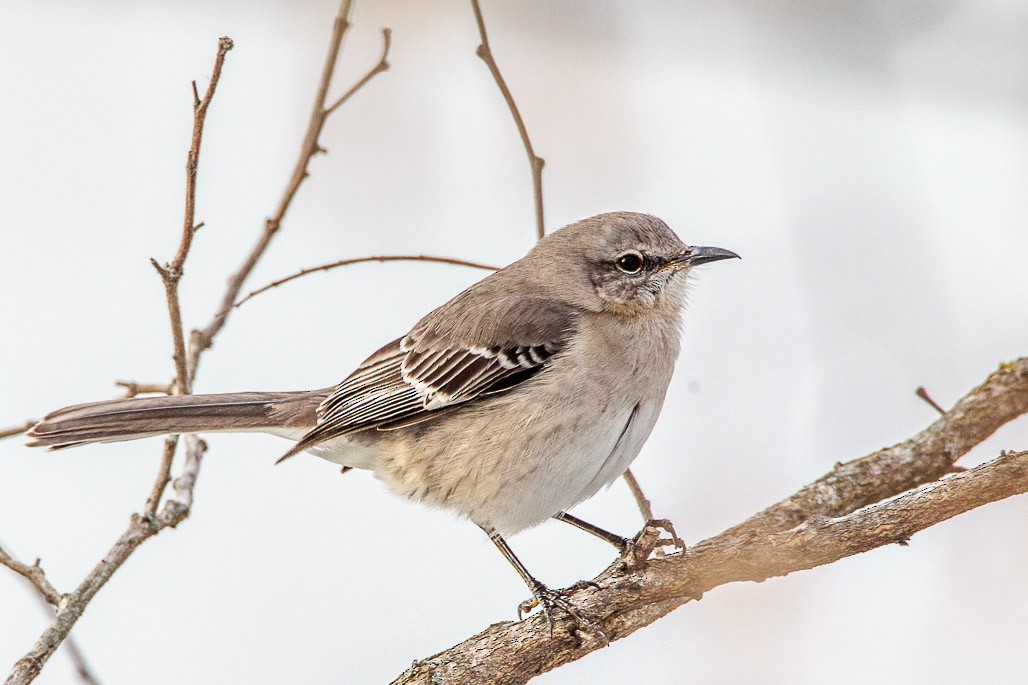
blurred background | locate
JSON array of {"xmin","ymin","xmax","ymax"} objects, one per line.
[{"xmin": 1, "ymin": 1, "xmax": 1026, "ymax": 683}]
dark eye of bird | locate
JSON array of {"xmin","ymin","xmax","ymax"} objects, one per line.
[{"xmin": 614, "ymin": 251, "xmax": 644, "ymax": 274}]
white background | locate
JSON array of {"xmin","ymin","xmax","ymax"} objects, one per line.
[{"xmin": 1, "ymin": 1, "xmax": 1026, "ymax": 683}]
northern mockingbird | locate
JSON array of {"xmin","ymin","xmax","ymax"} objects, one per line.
[{"xmin": 28, "ymin": 211, "xmax": 738, "ymax": 626}]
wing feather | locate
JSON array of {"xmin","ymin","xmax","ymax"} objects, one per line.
[{"xmin": 278, "ymin": 290, "xmax": 577, "ymax": 461}]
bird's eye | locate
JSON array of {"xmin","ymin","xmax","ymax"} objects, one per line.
[{"xmin": 614, "ymin": 251, "xmax": 644, "ymax": 274}]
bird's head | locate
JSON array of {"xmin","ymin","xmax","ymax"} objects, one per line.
[{"xmin": 532, "ymin": 212, "xmax": 739, "ymax": 315}]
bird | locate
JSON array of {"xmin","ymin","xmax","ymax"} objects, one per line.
[{"xmin": 27, "ymin": 211, "xmax": 738, "ymax": 627}]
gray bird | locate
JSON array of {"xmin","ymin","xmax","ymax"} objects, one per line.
[{"xmin": 28, "ymin": 211, "xmax": 738, "ymax": 624}]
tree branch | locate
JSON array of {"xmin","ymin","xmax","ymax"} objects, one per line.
[
  {"xmin": 5, "ymin": 457, "xmax": 206, "ymax": 685},
  {"xmin": 3, "ymin": 35, "xmax": 232, "ymax": 684},
  {"xmin": 470, "ymin": 0, "xmax": 545, "ymax": 240},
  {"xmin": 187, "ymin": 0, "xmax": 391, "ymax": 380},
  {"xmin": 393, "ymin": 359, "xmax": 1028, "ymax": 684},
  {"xmin": 234, "ymin": 255, "xmax": 499, "ymax": 308},
  {"xmin": 150, "ymin": 35, "xmax": 234, "ymax": 396},
  {"xmin": 0, "ymin": 546, "xmax": 62, "ymax": 607},
  {"xmin": 0, "ymin": 421, "xmax": 36, "ymax": 441}
]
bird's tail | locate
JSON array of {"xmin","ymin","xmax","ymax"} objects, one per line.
[{"xmin": 26, "ymin": 391, "xmax": 322, "ymax": 451}]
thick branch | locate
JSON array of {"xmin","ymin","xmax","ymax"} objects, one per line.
[
  {"xmin": 187, "ymin": 2, "xmax": 391, "ymax": 379},
  {"xmin": 470, "ymin": 0, "xmax": 545, "ymax": 239},
  {"xmin": 394, "ymin": 359, "xmax": 1028, "ymax": 684},
  {"xmin": 235, "ymin": 255, "xmax": 499, "ymax": 308}
]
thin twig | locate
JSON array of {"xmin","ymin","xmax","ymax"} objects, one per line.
[
  {"xmin": 114, "ymin": 381, "xmax": 174, "ymax": 399},
  {"xmin": 325, "ymin": 28, "xmax": 391, "ymax": 115},
  {"xmin": 151, "ymin": 35, "xmax": 234, "ymax": 396},
  {"xmin": 144, "ymin": 437, "xmax": 179, "ymax": 516},
  {"xmin": 621, "ymin": 469, "xmax": 654, "ymax": 521},
  {"xmin": 470, "ymin": 0, "xmax": 545, "ymax": 239},
  {"xmin": 0, "ymin": 545, "xmax": 62, "ymax": 607},
  {"xmin": 915, "ymin": 386, "xmax": 947, "ymax": 416},
  {"xmin": 60, "ymin": 638, "xmax": 102, "ymax": 685},
  {"xmin": 235, "ymin": 255, "xmax": 500, "ymax": 308},
  {"xmin": 187, "ymin": 1, "xmax": 391, "ymax": 381},
  {"xmin": 394, "ymin": 359, "xmax": 1028, "ymax": 684},
  {"xmin": 0, "ymin": 421, "xmax": 36, "ymax": 441}
]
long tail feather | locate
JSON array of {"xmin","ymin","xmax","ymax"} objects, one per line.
[{"xmin": 26, "ymin": 391, "xmax": 321, "ymax": 450}]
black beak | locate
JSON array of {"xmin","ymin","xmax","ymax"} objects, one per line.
[{"xmin": 673, "ymin": 245, "xmax": 740, "ymax": 269}]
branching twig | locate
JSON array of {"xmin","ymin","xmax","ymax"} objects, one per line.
[
  {"xmin": 0, "ymin": 421, "xmax": 36, "ymax": 441},
  {"xmin": 393, "ymin": 359, "xmax": 1028, "ymax": 684},
  {"xmin": 3, "ymin": 37, "xmax": 232, "ymax": 685},
  {"xmin": 0, "ymin": 546, "xmax": 62, "ymax": 607},
  {"xmin": 187, "ymin": 1, "xmax": 391, "ymax": 380},
  {"xmin": 235, "ymin": 255, "xmax": 500, "ymax": 308},
  {"xmin": 114, "ymin": 381, "xmax": 174, "ymax": 399},
  {"xmin": 151, "ymin": 36, "xmax": 234, "ymax": 396},
  {"xmin": 0, "ymin": 539, "xmax": 101, "ymax": 685},
  {"xmin": 470, "ymin": 0, "xmax": 545, "ymax": 240},
  {"xmin": 7, "ymin": 5, "xmax": 392, "ymax": 679},
  {"xmin": 5, "ymin": 452, "xmax": 206, "ymax": 685}
]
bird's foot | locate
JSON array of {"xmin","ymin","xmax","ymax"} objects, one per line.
[
  {"xmin": 620, "ymin": 518, "xmax": 686, "ymax": 569},
  {"xmin": 518, "ymin": 582, "xmax": 608, "ymax": 643}
]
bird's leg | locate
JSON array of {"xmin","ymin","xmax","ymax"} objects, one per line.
[
  {"xmin": 552, "ymin": 511, "xmax": 629, "ymax": 554},
  {"xmin": 479, "ymin": 524, "xmax": 606, "ymax": 640}
]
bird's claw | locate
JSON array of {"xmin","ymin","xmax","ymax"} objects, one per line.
[
  {"xmin": 620, "ymin": 518, "xmax": 686, "ymax": 568},
  {"xmin": 518, "ymin": 583, "xmax": 608, "ymax": 643}
]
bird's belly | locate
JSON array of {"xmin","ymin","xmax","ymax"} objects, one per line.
[{"xmin": 376, "ymin": 386, "xmax": 663, "ymax": 536}]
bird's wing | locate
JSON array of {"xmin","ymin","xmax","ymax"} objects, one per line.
[{"xmin": 278, "ymin": 294, "xmax": 576, "ymax": 461}]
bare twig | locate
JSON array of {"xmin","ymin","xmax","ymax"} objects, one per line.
[
  {"xmin": 470, "ymin": 0, "xmax": 545, "ymax": 239},
  {"xmin": 61, "ymin": 638, "xmax": 102, "ymax": 685},
  {"xmin": 0, "ymin": 546, "xmax": 62, "ymax": 607},
  {"xmin": 144, "ymin": 437, "xmax": 179, "ymax": 515},
  {"xmin": 114, "ymin": 381, "xmax": 174, "ymax": 398},
  {"xmin": 0, "ymin": 421, "xmax": 36, "ymax": 441},
  {"xmin": 3, "ymin": 37, "xmax": 232, "ymax": 684},
  {"xmin": 151, "ymin": 36, "xmax": 234, "ymax": 397},
  {"xmin": 325, "ymin": 28, "xmax": 391, "ymax": 115},
  {"xmin": 0, "ymin": 540, "xmax": 101, "ymax": 685},
  {"xmin": 393, "ymin": 359, "xmax": 1028, "ymax": 684},
  {"xmin": 235, "ymin": 255, "xmax": 500, "ymax": 308},
  {"xmin": 187, "ymin": 1, "xmax": 391, "ymax": 380},
  {"xmin": 915, "ymin": 385, "xmax": 947, "ymax": 416},
  {"xmin": 621, "ymin": 469, "xmax": 654, "ymax": 521},
  {"xmin": 5, "ymin": 448, "xmax": 206, "ymax": 685}
]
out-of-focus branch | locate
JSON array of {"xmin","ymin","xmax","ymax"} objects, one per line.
[
  {"xmin": 470, "ymin": 0, "xmax": 545, "ymax": 240},
  {"xmin": 235, "ymin": 255, "xmax": 500, "ymax": 308},
  {"xmin": 393, "ymin": 359, "xmax": 1028, "ymax": 684},
  {"xmin": 188, "ymin": 1, "xmax": 391, "ymax": 380},
  {"xmin": 0, "ymin": 422, "xmax": 35, "ymax": 441}
]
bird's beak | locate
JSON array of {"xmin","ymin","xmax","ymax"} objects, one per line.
[{"xmin": 668, "ymin": 245, "xmax": 740, "ymax": 271}]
